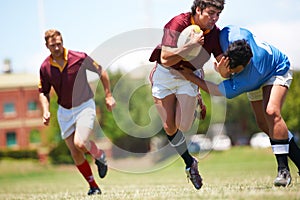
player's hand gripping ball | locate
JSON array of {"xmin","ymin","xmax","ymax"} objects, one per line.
[{"xmin": 177, "ymin": 25, "xmax": 203, "ymax": 61}]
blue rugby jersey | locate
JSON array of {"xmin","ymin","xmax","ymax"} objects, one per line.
[{"xmin": 218, "ymin": 25, "xmax": 290, "ymax": 99}]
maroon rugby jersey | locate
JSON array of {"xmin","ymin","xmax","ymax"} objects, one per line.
[
  {"xmin": 149, "ymin": 12, "xmax": 222, "ymax": 70},
  {"xmin": 38, "ymin": 49, "xmax": 102, "ymax": 109}
]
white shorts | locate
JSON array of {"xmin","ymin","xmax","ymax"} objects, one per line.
[
  {"xmin": 150, "ymin": 64, "xmax": 203, "ymax": 99},
  {"xmin": 247, "ymin": 69, "xmax": 293, "ymax": 101},
  {"xmin": 57, "ymin": 98, "xmax": 96, "ymax": 139}
]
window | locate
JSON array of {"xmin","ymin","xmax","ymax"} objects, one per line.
[
  {"xmin": 4, "ymin": 102, "xmax": 15, "ymax": 114},
  {"xmin": 28, "ymin": 101, "xmax": 37, "ymax": 111},
  {"xmin": 6, "ymin": 132, "xmax": 17, "ymax": 147}
]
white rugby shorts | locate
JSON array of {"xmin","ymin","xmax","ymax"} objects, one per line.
[
  {"xmin": 150, "ymin": 64, "xmax": 203, "ymax": 99},
  {"xmin": 247, "ymin": 69, "xmax": 293, "ymax": 101},
  {"xmin": 57, "ymin": 98, "xmax": 96, "ymax": 139}
]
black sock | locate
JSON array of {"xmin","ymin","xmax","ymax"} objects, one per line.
[
  {"xmin": 275, "ymin": 154, "xmax": 289, "ymax": 171},
  {"xmin": 270, "ymin": 138, "xmax": 290, "ymax": 171},
  {"xmin": 167, "ymin": 130, "xmax": 193, "ymax": 168},
  {"xmin": 288, "ymin": 137, "xmax": 300, "ymax": 172}
]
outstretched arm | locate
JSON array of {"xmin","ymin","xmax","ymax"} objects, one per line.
[{"xmin": 176, "ymin": 68, "xmax": 223, "ymax": 96}]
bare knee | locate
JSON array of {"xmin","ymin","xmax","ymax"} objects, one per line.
[
  {"xmin": 178, "ymin": 123, "xmax": 192, "ymax": 133},
  {"xmin": 69, "ymin": 147, "xmax": 82, "ymax": 158},
  {"xmin": 74, "ymin": 138, "xmax": 88, "ymax": 152},
  {"xmin": 163, "ymin": 123, "xmax": 177, "ymax": 136},
  {"xmin": 176, "ymin": 114, "xmax": 193, "ymax": 132},
  {"xmin": 66, "ymin": 144, "xmax": 85, "ymax": 165},
  {"xmin": 265, "ymin": 106, "xmax": 282, "ymax": 123}
]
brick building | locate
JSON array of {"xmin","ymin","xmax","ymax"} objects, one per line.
[{"xmin": 0, "ymin": 73, "xmax": 46, "ymax": 150}]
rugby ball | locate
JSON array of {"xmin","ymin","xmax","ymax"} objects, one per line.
[{"xmin": 177, "ymin": 25, "xmax": 203, "ymax": 61}]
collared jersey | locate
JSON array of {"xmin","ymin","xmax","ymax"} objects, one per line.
[
  {"xmin": 218, "ymin": 25, "xmax": 290, "ymax": 99},
  {"xmin": 38, "ymin": 49, "xmax": 102, "ymax": 109},
  {"xmin": 149, "ymin": 12, "xmax": 223, "ymax": 71}
]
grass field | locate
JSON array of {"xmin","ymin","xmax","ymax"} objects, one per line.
[{"xmin": 0, "ymin": 146, "xmax": 300, "ymax": 200}]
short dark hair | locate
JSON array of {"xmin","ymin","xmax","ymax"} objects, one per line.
[
  {"xmin": 191, "ymin": 0, "xmax": 225, "ymax": 15},
  {"xmin": 44, "ymin": 29, "xmax": 63, "ymax": 45},
  {"xmin": 224, "ymin": 39, "xmax": 253, "ymax": 69}
]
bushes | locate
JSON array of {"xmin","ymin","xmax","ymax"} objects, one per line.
[
  {"xmin": 0, "ymin": 149, "xmax": 38, "ymax": 159},
  {"xmin": 48, "ymin": 140, "xmax": 73, "ymax": 165}
]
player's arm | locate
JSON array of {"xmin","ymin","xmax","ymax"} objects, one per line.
[
  {"xmin": 100, "ymin": 69, "xmax": 116, "ymax": 112},
  {"xmin": 160, "ymin": 31, "xmax": 204, "ymax": 67},
  {"xmin": 38, "ymin": 69, "xmax": 51, "ymax": 126},
  {"xmin": 39, "ymin": 92, "xmax": 51, "ymax": 126},
  {"xmin": 85, "ymin": 56, "xmax": 116, "ymax": 111},
  {"xmin": 179, "ymin": 68, "xmax": 223, "ymax": 96}
]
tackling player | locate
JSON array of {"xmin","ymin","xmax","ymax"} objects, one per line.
[{"xmin": 178, "ymin": 25, "xmax": 300, "ymax": 187}]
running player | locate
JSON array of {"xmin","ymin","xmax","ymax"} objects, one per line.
[
  {"xmin": 38, "ymin": 29, "xmax": 116, "ymax": 195},
  {"xmin": 149, "ymin": 0, "xmax": 225, "ymax": 189}
]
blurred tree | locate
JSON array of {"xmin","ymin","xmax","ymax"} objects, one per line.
[
  {"xmin": 225, "ymin": 93, "xmax": 259, "ymax": 137},
  {"xmin": 94, "ymin": 70, "xmax": 124, "ymax": 141},
  {"xmin": 95, "ymin": 69, "xmax": 157, "ymax": 156},
  {"xmin": 282, "ymin": 71, "xmax": 300, "ymax": 133},
  {"xmin": 45, "ymin": 69, "xmax": 300, "ymax": 160}
]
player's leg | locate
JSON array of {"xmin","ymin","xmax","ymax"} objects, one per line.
[
  {"xmin": 287, "ymin": 130, "xmax": 300, "ymax": 174},
  {"xmin": 249, "ymin": 94, "xmax": 292, "ymax": 186},
  {"xmin": 153, "ymin": 94, "xmax": 177, "ymax": 134},
  {"xmin": 65, "ymin": 132, "xmax": 86, "ymax": 165},
  {"xmin": 151, "ymin": 64, "xmax": 202, "ymax": 189},
  {"xmin": 176, "ymin": 94, "xmax": 197, "ymax": 132},
  {"xmin": 74, "ymin": 101, "xmax": 108, "ymax": 179},
  {"xmin": 74, "ymin": 126, "xmax": 107, "ymax": 179},
  {"xmin": 154, "ymin": 94, "xmax": 202, "ymax": 189},
  {"xmin": 249, "ymin": 76, "xmax": 300, "ymax": 175},
  {"xmin": 269, "ymin": 70, "xmax": 300, "ymax": 175},
  {"xmin": 176, "ymin": 93, "xmax": 202, "ymax": 189},
  {"xmin": 65, "ymin": 134, "xmax": 101, "ymax": 195},
  {"xmin": 151, "ymin": 67, "xmax": 183, "ymax": 162},
  {"xmin": 174, "ymin": 94, "xmax": 197, "ymax": 167},
  {"xmin": 154, "ymin": 94, "xmax": 189, "ymax": 158},
  {"xmin": 249, "ymin": 100, "xmax": 269, "ymax": 134},
  {"xmin": 151, "ymin": 64, "xmax": 178, "ymax": 135},
  {"xmin": 57, "ymin": 103, "xmax": 101, "ymax": 195},
  {"xmin": 263, "ymin": 84, "xmax": 291, "ymax": 186}
]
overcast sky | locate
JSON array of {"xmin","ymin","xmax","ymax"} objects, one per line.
[{"xmin": 1, "ymin": 0, "xmax": 300, "ymax": 75}]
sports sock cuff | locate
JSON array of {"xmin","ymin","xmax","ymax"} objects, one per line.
[
  {"xmin": 270, "ymin": 138, "xmax": 289, "ymax": 154},
  {"xmin": 167, "ymin": 130, "xmax": 186, "ymax": 147},
  {"xmin": 271, "ymin": 144, "xmax": 289, "ymax": 154},
  {"xmin": 288, "ymin": 131, "xmax": 294, "ymax": 141}
]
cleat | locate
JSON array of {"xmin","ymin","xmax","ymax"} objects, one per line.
[
  {"xmin": 95, "ymin": 150, "xmax": 108, "ymax": 178},
  {"xmin": 87, "ymin": 187, "xmax": 101, "ymax": 195},
  {"xmin": 274, "ymin": 169, "xmax": 291, "ymax": 187},
  {"xmin": 185, "ymin": 158, "xmax": 203, "ymax": 190}
]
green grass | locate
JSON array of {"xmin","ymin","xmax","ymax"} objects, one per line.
[{"xmin": 0, "ymin": 146, "xmax": 300, "ymax": 200}]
